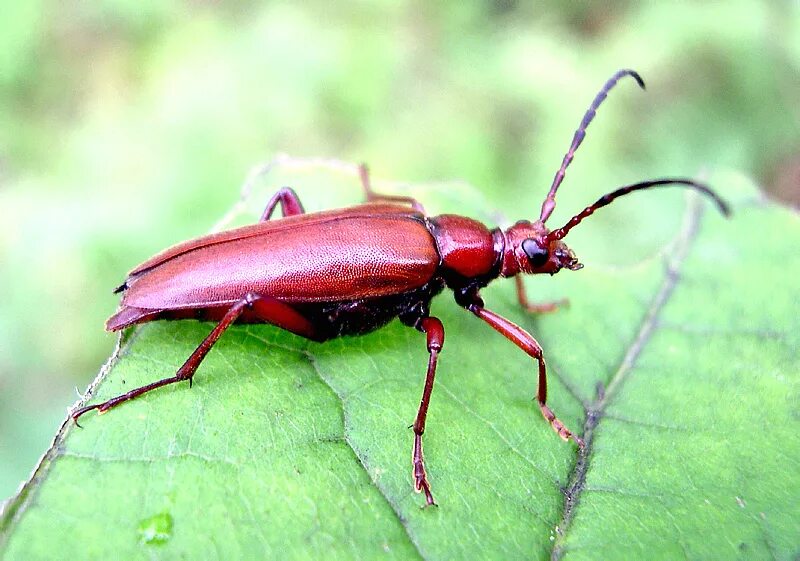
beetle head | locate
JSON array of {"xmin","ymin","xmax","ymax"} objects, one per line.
[
  {"xmin": 501, "ymin": 220, "xmax": 582, "ymax": 277},
  {"xmin": 501, "ymin": 175, "xmax": 730, "ymax": 279}
]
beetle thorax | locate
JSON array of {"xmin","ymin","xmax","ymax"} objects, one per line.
[{"xmin": 499, "ymin": 220, "xmax": 582, "ymax": 277}]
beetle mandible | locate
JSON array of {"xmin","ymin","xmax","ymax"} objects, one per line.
[{"xmin": 73, "ymin": 69, "xmax": 729, "ymax": 506}]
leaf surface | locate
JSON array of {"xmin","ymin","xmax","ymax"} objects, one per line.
[{"xmin": 2, "ymin": 166, "xmax": 798, "ymax": 560}]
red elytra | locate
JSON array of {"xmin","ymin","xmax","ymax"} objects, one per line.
[{"xmin": 73, "ymin": 70, "xmax": 729, "ymax": 506}]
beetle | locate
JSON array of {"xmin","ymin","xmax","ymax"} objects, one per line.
[{"xmin": 72, "ymin": 69, "xmax": 729, "ymax": 505}]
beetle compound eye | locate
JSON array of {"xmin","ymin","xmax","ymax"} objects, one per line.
[{"xmin": 521, "ymin": 239, "xmax": 549, "ymax": 267}]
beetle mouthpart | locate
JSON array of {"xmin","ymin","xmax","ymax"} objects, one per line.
[{"xmin": 553, "ymin": 246, "xmax": 581, "ymax": 271}]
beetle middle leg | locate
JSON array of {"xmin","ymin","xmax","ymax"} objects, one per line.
[
  {"xmin": 73, "ymin": 293, "xmax": 318, "ymax": 423},
  {"xmin": 358, "ymin": 164, "xmax": 426, "ymax": 213},
  {"xmin": 408, "ymin": 316, "xmax": 445, "ymax": 506},
  {"xmin": 260, "ymin": 186, "xmax": 306, "ymax": 221},
  {"xmin": 466, "ymin": 298, "xmax": 584, "ymax": 447},
  {"xmin": 514, "ymin": 277, "xmax": 569, "ymax": 314}
]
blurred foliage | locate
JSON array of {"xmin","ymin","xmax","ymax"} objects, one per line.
[{"xmin": 0, "ymin": 1, "xmax": 798, "ymax": 503}]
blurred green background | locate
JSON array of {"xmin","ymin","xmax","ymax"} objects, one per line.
[{"xmin": 0, "ymin": 2, "xmax": 797, "ymax": 504}]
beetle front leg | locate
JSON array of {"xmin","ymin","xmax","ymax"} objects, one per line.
[
  {"xmin": 409, "ymin": 316, "xmax": 445, "ymax": 506},
  {"xmin": 514, "ymin": 277, "xmax": 568, "ymax": 314},
  {"xmin": 260, "ymin": 187, "xmax": 306, "ymax": 221},
  {"xmin": 468, "ymin": 301, "xmax": 584, "ymax": 447},
  {"xmin": 359, "ymin": 164, "xmax": 426, "ymax": 214}
]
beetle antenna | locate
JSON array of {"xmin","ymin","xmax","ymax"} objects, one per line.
[
  {"xmin": 546, "ymin": 178, "xmax": 730, "ymax": 242},
  {"xmin": 539, "ymin": 69, "xmax": 646, "ymax": 224}
]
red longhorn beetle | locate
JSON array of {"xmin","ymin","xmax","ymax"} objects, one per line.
[{"xmin": 73, "ymin": 70, "xmax": 729, "ymax": 505}]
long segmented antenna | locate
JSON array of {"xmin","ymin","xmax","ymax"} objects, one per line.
[
  {"xmin": 545, "ymin": 178, "xmax": 731, "ymax": 243},
  {"xmin": 539, "ymin": 69, "xmax": 646, "ymax": 224}
]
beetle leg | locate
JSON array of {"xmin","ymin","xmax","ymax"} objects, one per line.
[
  {"xmin": 514, "ymin": 276, "xmax": 569, "ymax": 314},
  {"xmin": 409, "ymin": 316, "xmax": 445, "ymax": 506},
  {"xmin": 260, "ymin": 187, "xmax": 306, "ymax": 221},
  {"xmin": 468, "ymin": 302, "xmax": 584, "ymax": 448},
  {"xmin": 72, "ymin": 293, "xmax": 319, "ymax": 422},
  {"xmin": 359, "ymin": 164, "xmax": 426, "ymax": 214}
]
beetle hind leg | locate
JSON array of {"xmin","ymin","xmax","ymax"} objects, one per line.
[
  {"xmin": 73, "ymin": 293, "xmax": 319, "ymax": 423},
  {"xmin": 73, "ymin": 297, "xmax": 253, "ymax": 422}
]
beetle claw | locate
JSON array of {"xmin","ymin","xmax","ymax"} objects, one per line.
[
  {"xmin": 71, "ymin": 403, "xmax": 100, "ymax": 427},
  {"xmin": 417, "ymin": 479, "xmax": 438, "ymax": 508}
]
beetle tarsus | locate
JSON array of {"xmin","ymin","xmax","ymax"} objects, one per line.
[
  {"xmin": 540, "ymin": 402, "xmax": 584, "ymax": 447},
  {"xmin": 71, "ymin": 402, "xmax": 104, "ymax": 426},
  {"xmin": 71, "ymin": 410, "xmax": 88, "ymax": 428},
  {"xmin": 72, "ymin": 404, "xmax": 94, "ymax": 420},
  {"xmin": 413, "ymin": 433, "xmax": 437, "ymax": 507}
]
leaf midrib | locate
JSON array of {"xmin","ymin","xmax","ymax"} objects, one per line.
[{"xmin": 550, "ymin": 195, "xmax": 707, "ymax": 560}]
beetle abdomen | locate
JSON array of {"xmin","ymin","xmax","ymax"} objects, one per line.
[{"xmin": 297, "ymin": 277, "xmax": 446, "ymax": 339}]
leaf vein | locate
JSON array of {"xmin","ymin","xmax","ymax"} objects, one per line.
[
  {"xmin": 300, "ymin": 349, "xmax": 429, "ymax": 561},
  {"xmin": 551, "ymin": 194, "xmax": 708, "ymax": 560},
  {"xmin": 437, "ymin": 382, "xmax": 559, "ymax": 485}
]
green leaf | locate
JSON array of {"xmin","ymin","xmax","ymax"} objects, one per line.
[{"xmin": 2, "ymin": 165, "xmax": 798, "ymax": 560}]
